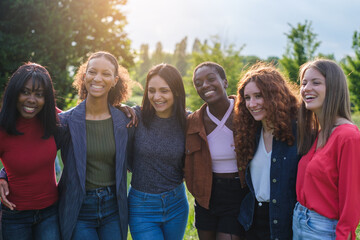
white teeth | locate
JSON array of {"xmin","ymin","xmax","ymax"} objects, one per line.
[
  {"xmin": 252, "ymin": 109, "xmax": 262, "ymax": 113},
  {"xmin": 24, "ymin": 107, "xmax": 35, "ymax": 112},
  {"xmin": 92, "ymin": 85, "xmax": 103, "ymax": 89},
  {"xmin": 155, "ymin": 102, "xmax": 165, "ymax": 105},
  {"xmin": 204, "ymin": 90, "xmax": 215, "ymax": 97},
  {"xmin": 305, "ymin": 95, "xmax": 316, "ymax": 99}
]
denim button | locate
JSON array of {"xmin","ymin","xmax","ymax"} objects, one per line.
[
  {"xmin": 272, "ymin": 158, "xmax": 276, "ymax": 163},
  {"xmin": 272, "ymin": 199, "xmax": 277, "ymax": 204},
  {"xmin": 273, "ymin": 219, "xmax": 278, "ymax": 224},
  {"xmin": 272, "ymin": 178, "xmax": 277, "ymax": 183}
]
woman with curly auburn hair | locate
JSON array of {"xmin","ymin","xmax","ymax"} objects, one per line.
[
  {"xmin": 293, "ymin": 59, "xmax": 360, "ymax": 240},
  {"xmin": 234, "ymin": 62, "xmax": 300, "ymax": 240}
]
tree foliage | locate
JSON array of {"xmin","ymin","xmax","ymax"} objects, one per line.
[
  {"xmin": 342, "ymin": 30, "xmax": 360, "ymax": 111},
  {"xmin": 0, "ymin": 0, "xmax": 133, "ymax": 108},
  {"xmin": 173, "ymin": 37, "xmax": 189, "ymax": 76},
  {"xmin": 280, "ymin": 20, "xmax": 321, "ymax": 84}
]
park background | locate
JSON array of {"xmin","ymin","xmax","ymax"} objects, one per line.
[{"xmin": 1, "ymin": 0, "xmax": 360, "ymax": 239}]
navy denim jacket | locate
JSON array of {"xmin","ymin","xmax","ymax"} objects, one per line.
[
  {"xmin": 238, "ymin": 122, "xmax": 300, "ymax": 240},
  {"xmin": 56, "ymin": 101, "xmax": 133, "ymax": 240}
]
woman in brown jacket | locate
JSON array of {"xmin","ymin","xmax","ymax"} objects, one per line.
[{"xmin": 184, "ymin": 62, "xmax": 248, "ymax": 240}]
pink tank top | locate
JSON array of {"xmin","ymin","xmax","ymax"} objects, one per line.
[{"xmin": 206, "ymin": 99, "xmax": 238, "ymax": 173}]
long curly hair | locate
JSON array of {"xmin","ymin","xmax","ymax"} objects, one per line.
[
  {"xmin": 234, "ymin": 63, "xmax": 299, "ymax": 170},
  {"xmin": 73, "ymin": 51, "xmax": 131, "ymax": 106}
]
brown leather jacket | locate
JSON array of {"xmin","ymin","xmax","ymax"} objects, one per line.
[{"xmin": 184, "ymin": 97, "xmax": 245, "ymax": 209}]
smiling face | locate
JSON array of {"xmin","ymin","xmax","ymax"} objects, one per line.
[
  {"xmin": 84, "ymin": 56, "xmax": 118, "ymax": 100},
  {"xmin": 16, "ymin": 79, "xmax": 45, "ymax": 119},
  {"xmin": 193, "ymin": 66, "xmax": 228, "ymax": 104},
  {"xmin": 148, "ymin": 75, "xmax": 174, "ymax": 118},
  {"xmin": 244, "ymin": 81, "xmax": 267, "ymax": 123},
  {"xmin": 300, "ymin": 67, "xmax": 326, "ymax": 115}
]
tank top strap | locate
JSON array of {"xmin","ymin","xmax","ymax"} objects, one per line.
[{"xmin": 206, "ymin": 99, "xmax": 234, "ymax": 128}]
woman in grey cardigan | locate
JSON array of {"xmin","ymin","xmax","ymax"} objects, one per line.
[{"xmin": 57, "ymin": 51, "xmax": 133, "ymax": 240}]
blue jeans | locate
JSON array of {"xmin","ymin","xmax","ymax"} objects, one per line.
[
  {"xmin": 292, "ymin": 202, "xmax": 337, "ymax": 240},
  {"xmin": 71, "ymin": 186, "xmax": 121, "ymax": 240},
  {"xmin": 1, "ymin": 203, "xmax": 60, "ymax": 240},
  {"xmin": 128, "ymin": 183, "xmax": 189, "ymax": 240}
]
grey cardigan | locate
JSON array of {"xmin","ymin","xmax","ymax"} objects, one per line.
[{"xmin": 57, "ymin": 100, "xmax": 132, "ymax": 240}]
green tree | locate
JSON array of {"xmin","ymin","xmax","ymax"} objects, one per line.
[
  {"xmin": 0, "ymin": 0, "xmax": 134, "ymax": 109},
  {"xmin": 342, "ymin": 30, "xmax": 360, "ymax": 111},
  {"xmin": 192, "ymin": 38, "xmax": 201, "ymax": 53},
  {"xmin": 174, "ymin": 37, "xmax": 189, "ymax": 76},
  {"xmin": 152, "ymin": 42, "xmax": 165, "ymax": 65},
  {"xmin": 137, "ymin": 44, "xmax": 151, "ymax": 85},
  {"xmin": 280, "ymin": 20, "xmax": 321, "ymax": 84},
  {"xmin": 184, "ymin": 36, "xmax": 245, "ymax": 110}
]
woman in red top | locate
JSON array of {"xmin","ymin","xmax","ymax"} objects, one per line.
[
  {"xmin": 0, "ymin": 63, "xmax": 60, "ymax": 240},
  {"xmin": 294, "ymin": 59, "xmax": 360, "ymax": 240}
]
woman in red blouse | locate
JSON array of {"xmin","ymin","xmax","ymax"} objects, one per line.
[{"xmin": 294, "ymin": 58, "xmax": 360, "ymax": 240}]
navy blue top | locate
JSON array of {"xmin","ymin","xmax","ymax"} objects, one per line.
[{"xmin": 238, "ymin": 121, "xmax": 300, "ymax": 240}]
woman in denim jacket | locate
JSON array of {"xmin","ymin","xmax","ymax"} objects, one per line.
[
  {"xmin": 234, "ymin": 63, "xmax": 300, "ymax": 240},
  {"xmin": 57, "ymin": 51, "xmax": 133, "ymax": 240}
]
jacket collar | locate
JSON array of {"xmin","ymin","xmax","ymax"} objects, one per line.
[
  {"xmin": 187, "ymin": 103, "xmax": 207, "ymax": 135},
  {"xmin": 187, "ymin": 95, "xmax": 236, "ymax": 135}
]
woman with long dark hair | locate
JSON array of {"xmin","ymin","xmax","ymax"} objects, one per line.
[
  {"xmin": 293, "ymin": 59, "xmax": 360, "ymax": 240},
  {"xmin": 127, "ymin": 63, "xmax": 189, "ymax": 240},
  {"xmin": 0, "ymin": 63, "xmax": 60, "ymax": 240}
]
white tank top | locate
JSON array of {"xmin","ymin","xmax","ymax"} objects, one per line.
[
  {"xmin": 250, "ymin": 127, "xmax": 272, "ymax": 202},
  {"xmin": 206, "ymin": 99, "xmax": 238, "ymax": 173}
]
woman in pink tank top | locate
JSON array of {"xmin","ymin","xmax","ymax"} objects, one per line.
[{"xmin": 184, "ymin": 61, "xmax": 248, "ymax": 240}]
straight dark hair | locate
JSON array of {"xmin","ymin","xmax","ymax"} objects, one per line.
[
  {"xmin": 0, "ymin": 62, "xmax": 58, "ymax": 138},
  {"xmin": 141, "ymin": 63, "xmax": 187, "ymax": 132}
]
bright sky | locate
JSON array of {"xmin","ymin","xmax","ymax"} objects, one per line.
[{"xmin": 123, "ymin": 0, "xmax": 360, "ymax": 60}]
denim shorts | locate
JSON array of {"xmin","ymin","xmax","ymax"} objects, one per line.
[
  {"xmin": 292, "ymin": 202, "xmax": 338, "ymax": 240},
  {"xmin": 1, "ymin": 202, "xmax": 60, "ymax": 240},
  {"xmin": 128, "ymin": 183, "xmax": 189, "ymax": 240}
]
